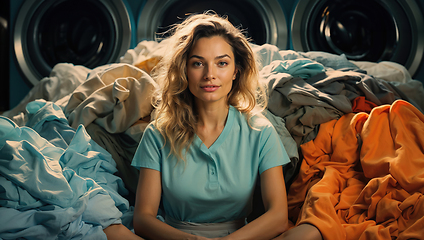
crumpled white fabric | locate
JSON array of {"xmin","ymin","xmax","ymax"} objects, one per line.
[
  {"xmin": 64, "ymin": 63, "xmax": 158, "ymax": 133},
  {"xmin": 119, "ymin": 39, "xmax": 170, "ymax": 66},
  {"xmin": 350, "ymin": 60, "xmax": 413, "ymax": 83},
  {"xmin": 3, "ymin": 63, "xmax": 90, "ymax": 126}
]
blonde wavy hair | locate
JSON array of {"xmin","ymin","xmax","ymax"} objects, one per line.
[{"xmin": 151, "ymin": 12, "xmax": 267, "ymax": 161}]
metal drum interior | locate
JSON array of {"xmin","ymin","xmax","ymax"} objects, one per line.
[
  {"xmin": 137, "ymin": 0, "xmax": 289, "ymax": 50},
  {"xmin": 291, "ymin": 0, "xmax": 424, "ymax": 80},
  {"xmin": 10, "ymin": 0, "xmax": 135, "ymax": 108}
]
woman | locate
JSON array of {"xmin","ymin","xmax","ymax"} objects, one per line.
[{"xmin": 131, "ymin": 12, "xmax": 290, "ymax": 239}]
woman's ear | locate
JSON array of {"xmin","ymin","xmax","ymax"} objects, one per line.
[{"xmin": 233, "ymin": 69, "xmax": 238, "ymax": 80}]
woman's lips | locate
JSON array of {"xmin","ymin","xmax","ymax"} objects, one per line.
[{"xmin": 201, "ymin": 85, "xmax": 220, "ymax": 92}]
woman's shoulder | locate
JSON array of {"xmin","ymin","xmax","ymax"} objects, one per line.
[
  {"xmin": 144, "ymin": 121, "xmax": 158, "ymax": 133},
  {"xmin": 142, "ymin": 121, "xmax": 165, "ymax": 142},
  {"xmin": 250, "ymin": 112, "xmax": 274, "ymax": 131},
  {"xmin": 231, "ymin": 106, "xmax": 274, "ymax": 131}
]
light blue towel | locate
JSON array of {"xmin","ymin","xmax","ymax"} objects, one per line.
[{"xmin": 0, "ymin": 100, "xmax": 130, "ymax": 239}]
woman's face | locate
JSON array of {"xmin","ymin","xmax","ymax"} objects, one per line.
[{"xmin": 186, "ymin": 36, "xmax": 237, "ymax": 107}]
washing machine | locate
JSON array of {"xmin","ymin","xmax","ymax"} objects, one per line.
[
  {"xmin": 135, "ymin": 0, "xmax": 294, "ymax": 51},
  {"xmin": 0, "ymin": 1, "xmax": 10, "ymax": 111},
  {"xmin": 290, "ymin": 0, "xmax": 424, "ymax": 82},
  {"xmin": 8, "ymin": 0, "xmax": 140, "ymax": 110}
]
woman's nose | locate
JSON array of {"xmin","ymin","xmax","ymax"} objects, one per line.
[{"xmin": 204, "ymin": 65, "xmax": 215, "ymax": 80}]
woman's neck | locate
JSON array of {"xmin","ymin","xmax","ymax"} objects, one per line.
[
  {"xmin": 195, "ymin": 102, "xmax": 229, "ymax": 129},
  {"xmin": 195, "ymin": 102, "xmax": 230, "ymax": 148}
]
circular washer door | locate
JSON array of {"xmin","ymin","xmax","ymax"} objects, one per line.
[
  {"xmin": 291, "ymin": 0, "xmax": 424, "ymax": 76},
  {"xmin": 137, "ymin": 0, "xmax": 288, "ymax": 50},
  {"xmin": 13, "ymin": 0, "xmax": 133, "ymax": 86}
]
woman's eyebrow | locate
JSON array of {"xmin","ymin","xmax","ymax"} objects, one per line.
[
  {"xmin": 188, "ymin": 55, "xmax": 203, "ymax": 60},
  {"xmin": 188, "ymin": 54, "xmax": 231, "ymax": 60},
  {"xmin": 215, "ymin": 54, "xmax": 231, "ymax": 59}
]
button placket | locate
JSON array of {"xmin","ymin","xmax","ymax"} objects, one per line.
[
  {"xmin": 209, "ymin": 165, "xmax": 217, "ymax": 179},
  {"xmin": 207, "ymin": 153, "xmax": 219, "ymax": 189}
]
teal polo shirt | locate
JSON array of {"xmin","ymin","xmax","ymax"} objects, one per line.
[{"xmin": 131, "ymin": 106, "xmax": 290, "ymax": 223}]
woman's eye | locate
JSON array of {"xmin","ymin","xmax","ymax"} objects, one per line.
[
  {"xmin": 193, "ymin": 62, "xmax": 203, "ymax": 67},
  {"xmin": 218, "ymin": 61, "xmax": 228, "ymax": 67}
]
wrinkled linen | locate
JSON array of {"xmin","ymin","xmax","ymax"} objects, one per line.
[
  {"xmin": 390, "ymin": 80, "xmax": 424, "ymax": 113},
  {"xmin": 263, "ymin": 110, "xmax": 299, "ymax": 185},
  {"xmin": 3, "ymin": 63, "xmax": 90, "ymax": 126},
  {"xmin": 60, "ymin": 64, "xmax": 156, "ymax": 190},
  {"xmin": 261, "ymin": 66, "xmax": 419, "ymax": 147},
  {"xmin": 0, "ymin": 100, "xmax": 130, "ymax": 240},
  {"xmin": 351, "ymin": 60, "xmax": 413, "ymax": 83},
  {"xmin": 287, "ymin": 100, "xmax": 424, "ymax": 240},
  {"xmin": 86, "ymin": 122, "xmax": 143, "ymax": 194},
  {"xmin": 64, "ymin": 63, "xmax": 157, "ymax": 134},
  {"xmin": 249, "ymin": 44, "xmax": 360, "ymax": 72},
  {"xmin": 120, "ymin": 39, "xmax": 171, "ymax": 75},
  {"xmin": 260, "ymin": 58, "xmax": 326, "ymax": 79},
  {"xmin": 120, "ymin": 40, "xmax": 169, "ymax": 69}
]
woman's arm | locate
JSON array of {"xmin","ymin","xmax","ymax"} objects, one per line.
[
  {"xmin": 221, "ymin": 165, "xmax": 289, "ymax": 240},
  {"xmin": 272, "ymin": 223, "xmax": 322, "ymax": 240},
  {"xmin": 133, "ymin": 167, "xmax": 208, "ymax": 240},
  {"xmin": 104, "ymin": 223, "xmax": 145, "ymax": 239}
]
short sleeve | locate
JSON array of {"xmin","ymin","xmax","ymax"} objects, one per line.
[
  {"xmin": 258, "ymin": 125, "xmax": 290, "ymax": 174},
  {"xmin": 131, "ymin": 123, "xmax": 163, "ymax": 171}
]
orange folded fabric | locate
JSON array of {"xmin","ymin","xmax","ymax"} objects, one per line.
[
  {"xmin": 351, "ymin": 96, "xmax": 378, "ymax": 113},
  {"xmin": 287, "ymin": 100, "xmax": 424, "ymax": 240}
]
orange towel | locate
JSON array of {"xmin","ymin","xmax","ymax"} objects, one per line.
[{"xmin": 287, "ymin": 100, "xmax": 424, "ymax": 240}]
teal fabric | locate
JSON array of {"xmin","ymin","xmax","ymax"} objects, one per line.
[
  {"xmin": 262, "ymin": 58, "xmax": 326, "ymax": 79},
  {"xmin": 0, "ymin": 100, "xmax": 130, "ymax": 240},
  {"xmin": 131, "ymin": 106, "xmax": 290, "ymax": 223}
]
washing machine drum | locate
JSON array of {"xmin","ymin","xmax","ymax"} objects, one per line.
[
  {"xmin": 291, "ymin": 0, "xmax": 424, "ymax": 77},
  {"xmin": 14, "ymin": 0, "xmax": 133, "ymax": 86},
  {"xmin": 137, "ymin": 0, "xmax": 288, "ymax": 50}
]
